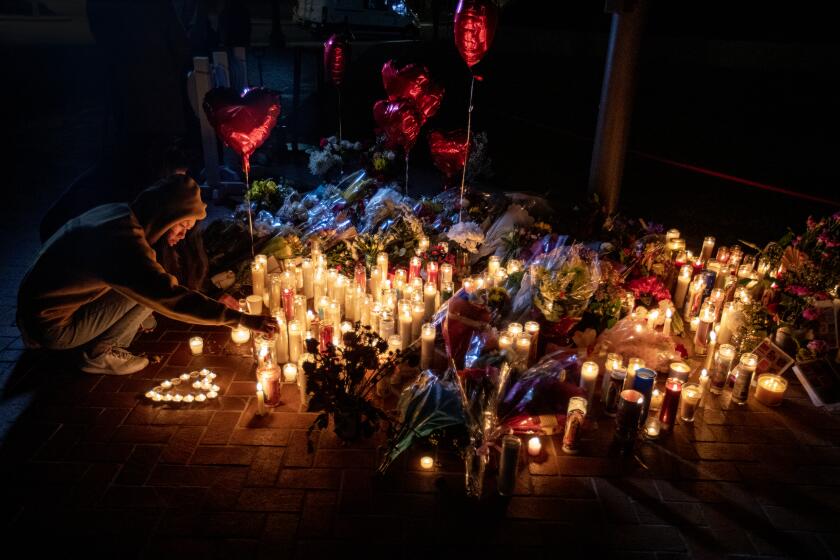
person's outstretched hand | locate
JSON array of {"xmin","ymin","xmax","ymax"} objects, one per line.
[{"xmin": 239, "ymin": 313, "xmax": 277, "ymax": 334}]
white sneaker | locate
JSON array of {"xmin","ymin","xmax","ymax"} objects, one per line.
[{"xmin": 80, "ymin": 347, "xmax": 149, "ymax": 375}]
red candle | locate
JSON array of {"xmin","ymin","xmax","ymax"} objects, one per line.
[
  {"xmin": 426, "ymin": 262, "xmax": 439, "ymax": 286},
  {"xmin": 409, "ymin": 257, "xmax": 422, "ymax": 283},
  {"xmin": 354, "ymin": 262, "xmax": 367, "ymax": 292},
  {"xmin": 659, "ymin": 378, "xmax": 683, "ymax": 429},
  {"xmin": 319, "ymin": 324, "xmax": 333, "ymax": 353},
  {"xmin": 282, "ymin": 287, "xmax": 295, "ymax": 321}
]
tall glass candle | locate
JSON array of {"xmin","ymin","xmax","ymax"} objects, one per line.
[
  {"xmin": 275, "ymin": 316, "xmax": 289, "ymax": 363},
  {"xmin": 377, "ymin": 252, "xmax": 389, "ymax": 281},
  {"xmin": 440, "ymin": 263, "xmax": 453, "ymax": 286},
  {"xmin": 659, "ymin": 378, "xmax": 683, "ymax": 429},
  {"xmin": 302, "ymin": 258, "xmax": 314, "ymax": 299},
  {"xmin": 704, "ymin": 330, "xmax": 717, "ymax": 372},
  {"xmin": 624, "ymin": 357, "xmax": 645, "ymax": 390},
  {"xmin": 700, "ymin": 236, "xmax": 715, "ymax": 262},
  {"xmin": 525, "ymin": 321, "xmax": 540, "ymax": 364},
  {"xmin": 416, "ymin": 235, "xmax": 429, "ymax": 255},
  {"xmin": 379, "ymin": 311, "xmax": 395, "ymax": 340},
  {"xmin": 731, "ymin": 352, "xmax": 758, "ymax": 405},
  {"xmin": 487, "ymin": 256, "xmax": 501, "ymax": 277},
  {"xmin": 354, "ymin": 261, "xmax": 367, "ymax": 292},
  {"xmin": 258, "ymin": 365, "xmax": 281, "ymax": 407},
  {"xmin": 614, "ymin": 389, "xmax": 644, "ymax": 448},
  {"xmin": 497, "ymin": 435, "xmax": 521, "ymax": 496},
  {"xmin": 251, "ymin": 260, "xmax": 266, "ymax": 296},
  {"xmin": 420, "ymin": 323, "xmax": 435, "ymax": 370},
  {"xmin": 632, "ymin": 367, "xmax": 656, "ymax": 422},
  {"xmin": 684, "ymin": 276, "xmax": 706, "ymax": 322},
  {"xmin": 662, "ymin": 308, "xmax": 673, "ymax": 336},
  {"xmin": 562, "ymin": 397, "xmax": 588, "ymax": 454},
  {"xmin": 515, "ymin": 335, "xmax": 532, "ymax": 368},
  {"xmin": 288, "ymin": 320, "xmax": 302, "ymax": 363},
  {"xmin": 427, "ymin": 262, "xmax": 439, "ymax": 287},
  {"xmin": 710, "ymin": 343, "xmax": 736, "ymax": 394},
  {"xmin": 313, "ymin": 268, "xmax": 325, "ymax": 302},
  {"xmin": 399, "ymin": 310, "xmax": 413, "ymax": 350},
  {"xmin": 603, "ymin": 367, "xmax": 627, "ymax": 416},
  {"xmin": 693, "ymin": 301, "xmax": 716, "ymax": 355},
  {"xmin": 424, "ymin": 282, "xmax": 437, "ymax": 320},
  {"xmin": 411, "ymin": 302, "xmax": 425, "ymax": 341},
  {"xmin": 408, "ymin": 257, "xmax": 422, "ymax": 283},
  {"xmin": 673, "ymin": 264, "xmax": 692, "ymax": 309},
  {"xmin": 580, "ymin": 361, "xmax": 599, "ymax": 403},
  {"xmin": 269, "ymin": 273, "xmax": 282, "ymax": 315},
  {"xmin": 680, "ymin": 383, "xmax": 701, "ymax": 422}
]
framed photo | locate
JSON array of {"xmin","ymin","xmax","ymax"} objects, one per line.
[
  {"xmin": 792, "ymin": 359, "xmax": 840, "ymax": 409},
  {"xmin": 750, "ymin": 337, "xmax": 794, "ymax": 376},
  {"xmin": 814, "ymin": 300, "xmax": 839, "ymax": 349}
]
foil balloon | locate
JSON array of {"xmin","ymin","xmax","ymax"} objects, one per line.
[
  {"xmin": 203, "ymin": 87, "xmax": 281, "ymax": 175},
  {"xmin": 373, "ymin": 99, "xmax": 422, "ymax": 152},
  {"xmin": 428, "ymin": 129, "xmax": 469, "ymax": 184},
  {"xmin": 381, "ymin": 60, "xmax": 445, "ymax": 123},
  {"xmin": 324, "ymin": 34, "xmax": 350, "ymax": 87},
  {"xmin": 454, "ymin": 0, "xmax": 499, "ymax": 70}
]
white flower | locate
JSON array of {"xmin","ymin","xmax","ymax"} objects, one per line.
[
  {"xmin": 353, "ymin": 141, "xmax": 363, "ymax": 150},
  {"xmin": 385, "ymin": 150, "xmax": 396, "ymax": 161},
  {"xmin": 446, "ymin": 221, "xmax": 485, "ymax": 253},
  {"xmin": 308, "ymin": 150, "xmax": 342, "ymax": 176}
]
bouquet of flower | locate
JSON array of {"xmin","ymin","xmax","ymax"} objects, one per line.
[
  {"xmin": 626, "ymin": 274, "xmax": 671, "ymax": 309},
  {"xmin": 303, "ymin": 324, "xmax": 403, "ymax": 446},
  {"xmin": 443, "ymin": 288, "xmax": 493, "ymax": 370},
  {"xmin": 308, "ymin": 137, "xmax": 364, "ymax": 177},
  {"xmin": 531, "ymin": 243, "xmax": 601, "ymax": 324},
  {"xmin": 245, "ymin": 178, "xmax": 296, "ymax": 213},
  {"xmin": 446, "ymin": 221, "xmax": 485, "ymax": 254}
]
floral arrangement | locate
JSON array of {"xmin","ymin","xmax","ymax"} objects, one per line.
[
  {"xmin": 246, "ymin": 178, "xmax": 295, "ymax": 213},
  {"xmin": 446, "ymin": 221, "xmax": 485, "ymax": 254},
  {"xmin": 303, "ymin": 324, "xmax": 403, "ymax": 445},
  {"xmin": 626, "ymin": 275, "xmax": 672, "ymax": 309},
  {"xmin": 532, "ymin": 244, "xmax": 601, "ymax": 323},
  {"xmin": 418, "ymin": 242, "xmax": 454, "ymax": 267},
  {"xmin": 307, "ymin": 136, "xmax": 364, "ymax": 177}
]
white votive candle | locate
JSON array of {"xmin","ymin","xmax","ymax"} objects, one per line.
[
  {"xmin": 527, "ymin": 436, "xmax": 542, "ymax": 457},
  {"xmin": 189, "ymin": 336, "xmax": 204, "ymax": 355},
  {"xmin": 420, "ymin": 456, "xmax": 434, "ymax": 470},
  {"xmin": 580, "ymin": 361, "xmax": 599, "ymax": 403},
  {"xmin": 283, "ymin": 363, "xmax": 298, "ymax": 383},
  {"xmin": 231, "ymin": 325, "xmax": 250, "ymax": 344}
]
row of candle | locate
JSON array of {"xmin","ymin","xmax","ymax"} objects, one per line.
[{"xmin": 498, "ymin": 321, "xmax": 541, "ymax": 368}]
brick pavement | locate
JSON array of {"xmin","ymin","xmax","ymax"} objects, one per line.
[{"xmin": 1, "ymin": 308, "xmax": 840, "ymax": 558}]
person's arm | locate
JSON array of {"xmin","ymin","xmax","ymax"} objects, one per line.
[{"xmin": 99, "ymin": 226, "xmax": 268, "ymax": 330}]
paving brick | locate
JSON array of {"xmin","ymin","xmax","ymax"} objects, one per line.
[
  {"xmin": 35, "ymin": 423, "xmax": 87, "ymax": 460},
  {"xmin": 68, "ymin": 442, "xmax": 134, "ymax": 463},
  {"xmin": 246, "ymin": 447, "xmax": 285, "ymax": 487},
  {"xmin": 102, "ymin": 485, "xmax": 165, "ymax": 509},
  {"xmin": 200, "ymin": 411, "xmax": 242, "ymax": 445},
  {"xmin": 263, "ymin": 513, "xmax": 299, "ymax": 540},
  {"xmin": 277, "ymin": 468, "xmax": 341, "ymax": 490},
  {"xmin": 115, "ymin": 445, "xmax": 163, "ymax": 485},
  {"xmin": 229, "ymin": 428, "xmax": 291, "ymax": 446},
  {"xmin": 298, "ymin": 491, "xmax": 337, "ymax": 538},
  {"xmin": 748, "ymin": 529, "xmax": 833, "ymax": 559},
  {"xmin": 159, "ymin": 426, "xmax": 205, "ymax": 464},
  {"xmin": 236, "ymin": 488, "xmax": 305, "ymax": 512},
  {"xmin": 111, "ymin": 425, "xmax": 176, "ymax": 444},
  {"xmin": 283, "ymin": 430, "xmax": 317, "ymax": 468},
  {"xmin": 152, "ymin": 409, "xmax": 215, "ymax": 426},
  {"xmin": 204, "ymin": 468, "xmax": 249, "ymax": 511},
  {"xmin": 122, "ymin": 404, "xmax": 159, "ymax": 425},
  {"xmin": 608, "ymin": 525, "xmax": 686, "ymax": 552},
  {"xmin": 190, "ymin": 445, "xmax": 257, "ymax": 466},
  {"xmin": 81, "ymin": 407, "xmax": 131, "ymax": 443},
  {"xmin": 83, "ymin": 392, "xmax": 141, "ymax": 409},
  {"xmin": 157, "ymin": 510, "xmax": 266, "ymax": 538},
  {"xmin": 314, "ymin": 448, "xmax": 376, "ymax": 469}
]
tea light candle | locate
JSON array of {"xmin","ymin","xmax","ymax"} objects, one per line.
[
  {"xmin": 580, "ymin": 361, "xmax": 599, "ymax": 403},
  {"xmin": 755, "ymin": 374, "xmax": 788, "ymax": 407},
  {"xmin": 643, "ymin": 416, "xmax": 661, "ymax": 439},
  {"xmin": 189, "ymin": 336, "xmax": 204, "ymax": 355},
  {"xmin": 663, "ymin": 308, "xmax": 673, "ymax": 336},
  {"xmin": 527, "ymin": 436, "xmax": 542, "ymax": 457},
  {"xmin": 420, "ymin": 323, "xmax": 435, "ymax": 370},
  {"xmin": 231, "ymin": 325, "xmax": 250, "ymax": 345},
  {"xmin": 255, "ymin": 383, "xmax": 267, "ymax": 416},
  {"xmin": 283, "ymin": 363, "xmax": 298, "ymax": 383},
  {"xmin": 420, "ymin": 456, "xmax": 434, "ymax": 470}
]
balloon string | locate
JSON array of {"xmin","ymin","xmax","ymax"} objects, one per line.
[
  {"xmin": 404, "ymin": 153, "xmax": 410, "ymax": 195},
  {"xmin": 458, "ymin": 75, "xmax": 476, "ymax": 224},
  {"xmin": 338, "ymin": 88, "xmax": 343, "ymax": 143},
  {"xmin": 244, "ymin": 163, "xmax": 254, "ymax": 257}
]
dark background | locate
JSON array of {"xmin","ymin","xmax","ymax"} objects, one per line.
[{"xmin": 1, "ymin": 0, "xmax": 838, "ymax": 251}]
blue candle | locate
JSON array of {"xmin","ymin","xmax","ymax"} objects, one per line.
[{"xmin": 632, "ymin": 367, "xmax": 657, "ymax": 423}]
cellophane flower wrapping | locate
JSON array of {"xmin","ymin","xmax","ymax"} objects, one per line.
[
  {"xmin": 446, "ymin": 221, "xmax": 485, "ymax": 254},
  {"xmin": 593, "ymin": 315, "xmax": 681, "ymax": 372},
  {"xmin": 476, "ymin": 203, "xmax": 534, "ymax": 262},
  {"xmin": 495, "ymin": 349, "xmax": 586, "ymax": 436},
  {"xmin": 377, "ymin": 370, "xmax": 466, "ymax": 474},
  {"xmin": 532, "ymin": 242, "xmax": 602, "ymax": 322},
  {"xmin": 443, "ymin": 288, "xmax": 492, "ymax": 370}
]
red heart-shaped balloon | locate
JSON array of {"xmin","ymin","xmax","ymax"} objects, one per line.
[
  {"xmin": 373, "ymin": 99, "xmax": 422, "ymax": 152},
  {"xmin": 454, "ymin": 0, "xmax": 498, "ymax": 70},
  {"xmin": 381, "ymin": 61, "xmax": 444, "ymax": 123},
  {"xmin": 428, "ymin": 129, "xmax": 469, "ymax": 185},
  {"xmin": 324, "ymin": 34, "xmax": 350, "ymax": 87},
  {"xmin": 203, "ymin": 87, "xmax": 281, "ymax": 174}
]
